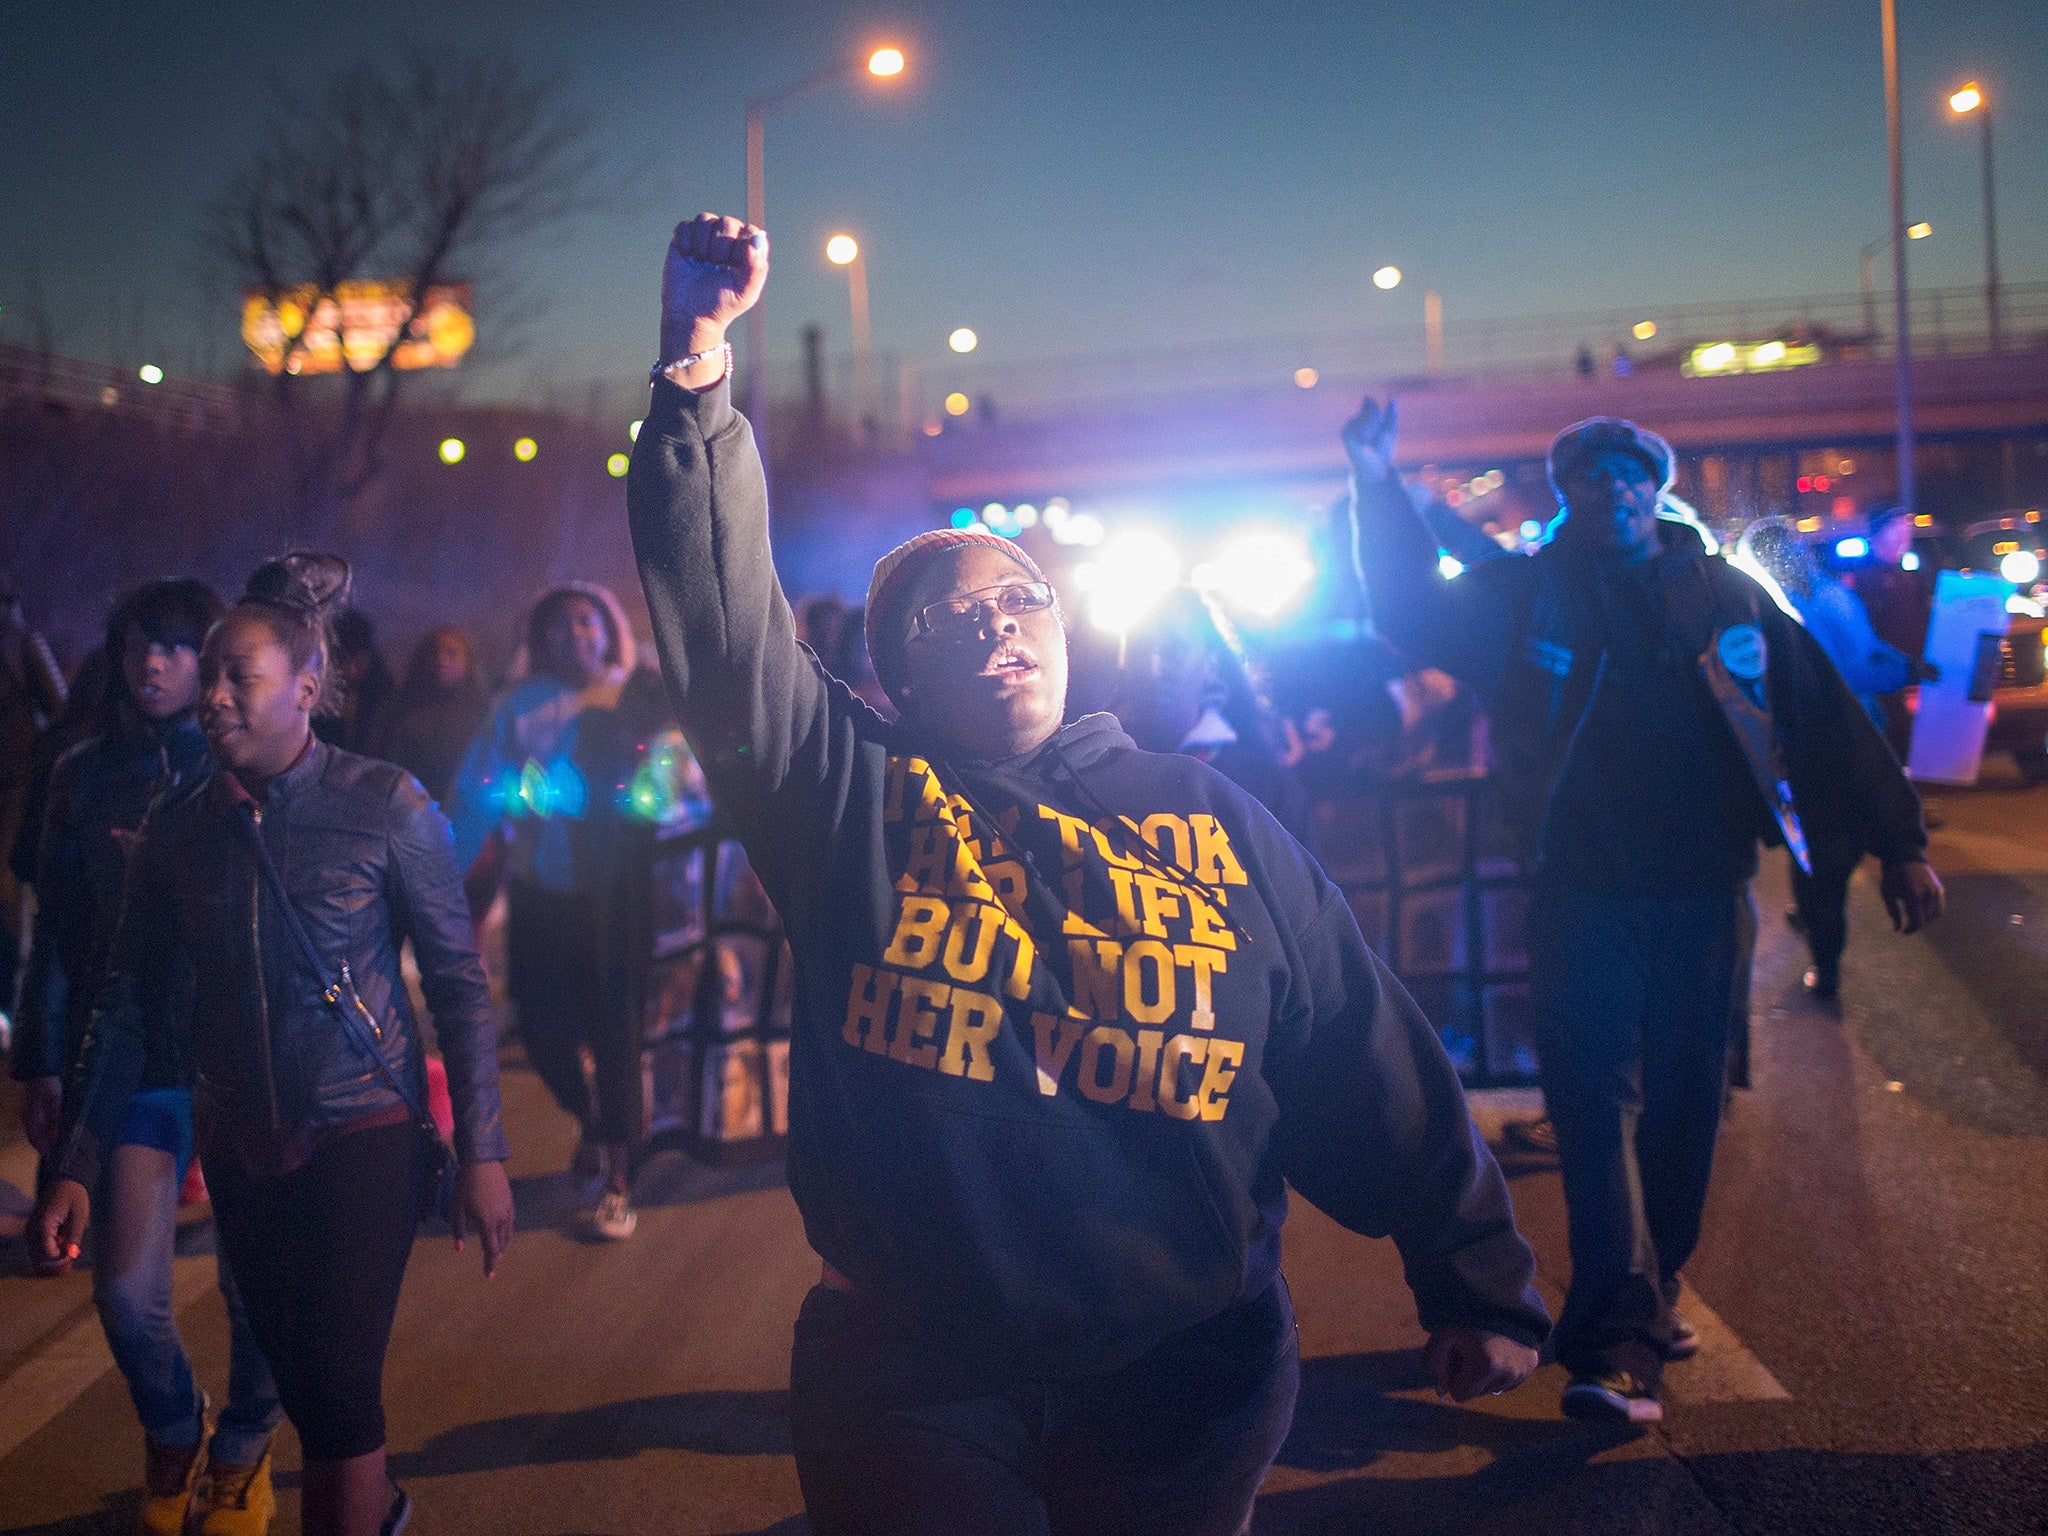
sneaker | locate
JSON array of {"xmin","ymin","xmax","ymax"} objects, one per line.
[
  {"xmin": 137, "ymin": 1394, "xmax": 212, "ymax": 1536},
  {"xmin": 1561, "ymin": 1370, "xmax": 1663, "ymax": 1423},
  {"xmin": 590, "ymin": 1189, "xmax": 637, "ymax": 1241},
  {"xmin": 380, "ymin": 1484, "xmax": 413, "ymax": 1536},
  {"xmin": 1656, "ymin": 1315, "xmax": 1701, "ymax": 1362},
  {"xmin": 196, "ymin": 1439, "xmax": 276, "ymax": 1536}
]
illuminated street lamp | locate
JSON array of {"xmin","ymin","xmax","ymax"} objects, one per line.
[
  {"xmin": 1371, "ymin": 265, "xmax": 1443, "ymax": 373},
  {"xmin": 1947, "ymin": 80, "xmax": 2001, "ymax": 351},
  {"xmin": 825, "ymin": 233, "xmax": 875, "ymax": 430},
  {"xmin": 1860, "ymin": 220, "xmax": 1930, "ymax": 339},
  {"xmin": 743, "ymin": 44, "xmax": 910, "ymax": 464},
  {"xmin": 948, "ymin": 327, "xmax": 978, "ymax": 354}
]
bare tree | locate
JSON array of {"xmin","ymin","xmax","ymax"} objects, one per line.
[{"xmin": 207, "ymin": 48, "xmax": 596, "ymax": 523}]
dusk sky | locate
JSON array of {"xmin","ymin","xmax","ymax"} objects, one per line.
[{"xmin": 5, "ymin": 0, "xmax": 2042, "ymax": 406}]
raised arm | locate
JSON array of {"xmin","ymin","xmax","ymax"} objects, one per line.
[
  {"xmin": 626, "ymin": 216, "xmax": 860, "ymax": 889},
  {"xmin": 1343, "ymin": 397, "xmax": 1519, "ymax": 693}
]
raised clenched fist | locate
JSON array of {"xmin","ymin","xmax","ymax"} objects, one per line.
[
  {"xmin": 661, "ymin": 214, "xmax": 770, "ymax": 367},
  {"xmin": 1341, "ymin": 396, "xmax": 1400, "ymax": 481}
]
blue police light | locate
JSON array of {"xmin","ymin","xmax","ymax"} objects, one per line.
[{"xmin": 1836, "ymin": 537, "xmax": 1869, "ymax": 559}]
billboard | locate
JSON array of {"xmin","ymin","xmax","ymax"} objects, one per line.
[{"xmin": 241, "ymin": 281, "xmax": 474, "ymax": 375}]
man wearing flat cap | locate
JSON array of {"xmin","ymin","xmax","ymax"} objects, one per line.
[{"xmin": 1344, "ymin": 400, "xmax": 1941, "ymax": 1423}]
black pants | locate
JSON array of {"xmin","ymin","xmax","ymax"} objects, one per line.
[
  {"xmin": 506, "ymin": 881, "xmax": 640, "ymax": 1146},
  {"xmin": 790, "ymin": 1280, "xmax": 1299, "ymax": 1536},
  {"xmin": 1530, "ymin": 886, "xmax": 1743, "ymax": 1386},
  {"xmin": 1790, "ymin": 848, "xmax": 1860, "ymax": 976},
  {"xmin": 204, "ymin": 1121, "xmax": 424, "ymax": 1460}
]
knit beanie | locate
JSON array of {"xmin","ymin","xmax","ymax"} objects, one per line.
[{"xmin": 864, "ymin": 529, "xmax": 1049, "ymax": 706}]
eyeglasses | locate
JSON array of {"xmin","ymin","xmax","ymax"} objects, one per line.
[{"xmin": 911, "ymin": 581, "xmax": 1056, "ymax": 640}]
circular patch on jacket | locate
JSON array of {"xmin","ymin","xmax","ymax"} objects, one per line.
[{"xmin": 1717, "ymin": 624, "xmax": 1767, "ymax": 680}]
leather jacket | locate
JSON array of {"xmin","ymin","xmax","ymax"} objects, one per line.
[
  {"xmin": 59, "ymin": 738, "xmax": 508, "ymax": 1188},
  {"xmin": 13, "ymin": 709, "xmax": 211, "ymax": 1087}
]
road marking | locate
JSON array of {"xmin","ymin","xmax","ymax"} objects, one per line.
[
  {"xmin": 1468, "ymin": 1090, "xmax": 1791, "ymax": 1406},
  {"xmin": 0, "ymin": 1254, "xmax": 217, "ymax": 1461}
]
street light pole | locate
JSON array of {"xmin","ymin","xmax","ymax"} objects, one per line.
[
  {"xmin": 1949, "ymin": 83, "xmax": 2001, "ymax": 351},
  {"xmin": 739, "ymin": 46, "xmax": 907, "ymax": 472},
  {"xmin": 1882, "ymin": 0, "xmax": 1915, "ymax": 519},
  {"xmin": 826, "ymin": 235, "xmax": 873, "ymax": 437}
]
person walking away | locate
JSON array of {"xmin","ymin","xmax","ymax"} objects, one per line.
[
  {"xmin": 448, "ymin": 583, "xmax": 646, "ymax": 1239},
  {"xmin": 1345, "ymin": 400, "xmax": 1941, "ymax": 1421},
  {"xmin": 627, "ymin": 215, "xmax": 1547, "ymax": 1536},
  {"xmin": 377, "ymin": 627, "xmax": 490, "ymax": 807},
  {"xmin": 14, "ymin": 579, "xmax": 286, "ymax": 1535},
  {"xmin": 1737, "ymin": 518, "xmax": 1936, "ymax": 998},
  {"xmin": 34, "ymin": 554, "xmax": 513, "ymax": 1536}
]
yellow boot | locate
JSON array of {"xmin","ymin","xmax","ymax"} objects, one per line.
[
  {"xmin": 136, "ymin": 1412, "xmax": 210, "ymax": 1536},
  {"xmin": 196, "ymin": 1439, "xmax": 276, "ymax": 1536}
]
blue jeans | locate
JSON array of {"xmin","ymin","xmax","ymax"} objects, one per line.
[{"xmin": 92, "ymin": 1090, "xmax": 283, "ymax": 1465}]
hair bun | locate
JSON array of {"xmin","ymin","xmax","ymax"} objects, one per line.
[{"xmin": 245, "ymin": 552, "xmax": 352, "ymax": 618}]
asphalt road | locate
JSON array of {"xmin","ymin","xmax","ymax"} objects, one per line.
[{"xmin": 3, "ymin": 774, "xmax": 2044, "ymax": 1535}]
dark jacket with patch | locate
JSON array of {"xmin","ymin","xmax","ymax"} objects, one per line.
[
  {"xmin": 56, "ymin": 740, "xmax": 508, "ymax": 1189},
  {"xmin": 627, "ymin": 376, "xmax": 1547, "ymax": 1381},
  {"xmin": 1350, "ymin": 463, "xmax": 1927, "ymax": 885},
  {"xmin": 12, "ymin": 710, "xmax": 210, "ymax": 1087}
]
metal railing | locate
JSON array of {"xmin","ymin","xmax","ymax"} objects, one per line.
[{"xmin": 774, "ymin": 281, "xmax": 2048, "ymax": 446}]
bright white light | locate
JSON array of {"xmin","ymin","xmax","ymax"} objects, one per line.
[
  {"xmin": 1751, "ymin": 340, "xmax": 1788, "ymax": 366},
  {"xmin": 1696, "ymin": 342, "xmax": 1738, "ymax": 372},
  {"xmin": 630, "ymin": 419, "xmax": 643, "ymax": 441},
  {"xmin": 2001, "ymin": 550, "xmax": 2042, "ymax": 585},
  {"xmin": 949, "ymin": 328, "xmax": 978, "ymax": 353},
  {"xmin": 1013, "ymin": 504, "xmax": 1039, "ymax": 527},
  {"xmin": 137, "ymin": 363, "xmax": 164, "ymax": 384},
  {"xmin": 438, "ymin": 437, "xmax": 465, "ymax": 465},
  {"xmin": 868, "ymin": 47, "xmax": 905, "ymax": 77},
  {"xmin": 1437, "ymin": 553, "xmax": 1465, "ymax": 580},
  {"xmin": 1052, "ymin": 510, "xmax": 1103, "ymax": 547},
  {"xmin": 1836, "ymin": 537, "xmax": 1869, "ymax": 559},
  {"xmin": 825, "ymin": 234, "xmax": 859, "ymax": 266},
  {"xmin": 1085, "ymin": 530, "xmax": 1182, "ymax": 634},
  {"xmin": 1519, "ymin": 520, "xmax": 1543, "ymax": 541},
  {"xmin": 1901, "ymin": 551, "xmax": 1921, "ymax": 571},
  {"xmin": 1372, "ymin": 265, "xmax": 1402, "ymax": 290},
  {"xmin": 1192, "ymin": 530, "xmax": 1316, "ymax": 620}
]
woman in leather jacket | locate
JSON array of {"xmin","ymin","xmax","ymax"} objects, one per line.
[
  {"xmin": 37, "ymin": 554, "xmax": 515, "ymax": 1536},
  {"xmin": 15, "ymin": 578, "xmax": 285, "ymax": 1535}
]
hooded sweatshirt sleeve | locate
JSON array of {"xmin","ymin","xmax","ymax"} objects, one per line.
[
  {"xmin": 625, "ymin": 376, "xmax": 860, "ymax": 894},
  {"xmin": 1266, "ymin": 886, "xmax": 1550, "ymax": 1347}
]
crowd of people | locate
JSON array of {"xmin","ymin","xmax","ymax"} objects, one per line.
[{"xmin": 0, "ymin": 208, "xmax": 1955, "ymax": 1536}]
